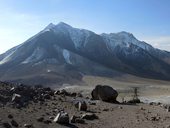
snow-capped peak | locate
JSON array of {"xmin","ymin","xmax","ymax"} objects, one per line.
[
  {"xmin": 101, "ymin": 31, "xmax": 152, "ymax": 51},
  {"xmin": 46, "ymin": 22, "xmax": 92, "ymax": 48},
  {"xmin": 44, "ymin": 22, "xmax": 152, "ymax": 51},
  {"xmin": 44, "ymin": 23, "xmax": 55, "ymax": 30},
  {"xmin": 117, "ymin": 31, "xmax": 134, "ymax": 36},
  {"xmin": 57, "ymin": 22, "xmax": 71, "ymax": 27}
]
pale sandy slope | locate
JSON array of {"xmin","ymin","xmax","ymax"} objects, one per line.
[{"xmin": 61, "ymin": 74, "xmax": 170, "ymax": 104}]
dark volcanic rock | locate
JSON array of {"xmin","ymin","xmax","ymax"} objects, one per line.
[
  {"xmin": 53, "ymin": 112, "xmax": 69, "ymax": 124},
  {"xmin": 7, "ymin": 114, "xmax": 13, "ymax": 119},
  {"xmin": 54, "ymin": 89, "xmax": 77, "ymax": 97},
  {"xmin": 36, "ymin": 117, "xmax": 44, "ymax": 122},
  {"xmin": 75, "ymin": 118, "xmax": 85, "ymax": 124},
  {"xmin": 81, "ymin": 113, "xmax": 98, "ymax": 120},
  {"xmin": 70, "ymin": 115, "xmax": 78, "ymax": 123},
  {"xmin": 43, "ymin": 120, "xmax": 52, "ymax": 124},
  {"xmin": 78, "ymin": 101, "xmax": 87, "ymax": 111},
  {"xmin": 24, "ymin": 124, "xmax": 33, "ymax": 128},
  {"xmin": 70, "ymin": 115, "xmax": 85, "ymax": 124},
  {"xmin": 2, "ymin": 122, "xmax": 12, "ymax": 128},
  {"xmin": 127, "ymin": 99, "xmax": 141, "ymax": 104},
  {"xmin": 11, "ymin": 120, "xmax": 18, "ymax": 127},
  {"xmin": 73, "ymin": 100, "xmax": 87, "ymax": 111},
  {"xmin": 11, "ymin": 94, "xmax": 21, "ymax": 103},
  {"xmin": 91, "ymin": 85, "xmax": 118, "ymax": 102},
  {"xmin": 43, "ymin": 94, "xmax": 51, "ymax": 99},
  {"xmin": 1, "ymin": 84, "xmax": 55, "ymax": 107}
]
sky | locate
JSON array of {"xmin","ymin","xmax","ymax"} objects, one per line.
[{"xmin": 0, "ymin": 0, "xmax": 170, "ymax": 53}]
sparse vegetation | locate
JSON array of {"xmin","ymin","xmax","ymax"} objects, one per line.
[{"xmin": 127, "ymin": 87, "xmax": 141, "ymax": 103}]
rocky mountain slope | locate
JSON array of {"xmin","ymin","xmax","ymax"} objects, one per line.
[{"xmin": 0, "ymin": 22, "xmax": 170, "ymax": 86}]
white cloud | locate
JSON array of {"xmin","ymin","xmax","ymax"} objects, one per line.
[{"xmin": 143, "ymin": 36, "xmax": 170, "ymax": 52}]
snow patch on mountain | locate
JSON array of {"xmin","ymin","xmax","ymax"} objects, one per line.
[
  {"xmin": 47, "ymin": 69, "xmax": 51, "ymax": 73},
  {"xmin": 63, "ymin": 49, "xmax": 72, "ymax": 64},
  {"xmin": 22, "ymin": 47, "xmax": 45, "ymax": 64},
  {"xmin": 0, "ymin": 50, "xmax": 15, "ymax": 65},
  {"xmin": 68, "ymin": 29, "xmax": 92, "ymax": 48}
]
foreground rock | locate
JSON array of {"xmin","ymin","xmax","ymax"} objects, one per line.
[
  {"xmin": 53, "ymin": 112, "xmax": 69, "ymax": 124},
  {"xmin": 127, "ymin": 99, "xmax": 141, "ymax": 104},
  {"xmin": 54, "ymin": 89, "xmax": 77, "ymax": 97},
  {"xmin": 81, "ymin": 113, "xmax": 98, "ymax": 120},
  {"xmin": 70, "ymin": 115, "xmax": 85, "ymax": 124},
  {"xmin": 73, "ymin": 100, "xmax": 87, "ymax": 111},
  {"xmin": 23, "ymin": 124, "xmax": 33, "ymax": 128},
  {"xmin": 3, "ymin": 81, "xmax": 170, "ymax": 128},
  {"xmin": 12, "ymin": 94, "xmax": 21, "ymax": 103},
  {"xmin": 2, "ymin": 122, "xmax": 12, "ymax": 128},
  {"xmin": 11, "ymin": 120, "xmax": 19, "ymax": 127},
  {"xmin": 78, "ymin": 101, "xmax": 87, "ymax": 111},
  {"xmin": 91, "ymin": 85, "xmax": 118, "ymax": 102}
]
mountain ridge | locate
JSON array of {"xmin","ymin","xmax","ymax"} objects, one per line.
[{"xmin": 0, "ymin": 22, "xmax": 170, "ymax": 86}]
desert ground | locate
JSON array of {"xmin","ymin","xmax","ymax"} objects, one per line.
[{"xmin": 1, "ymin": 75, "xmax": 170, "ymax": 128}]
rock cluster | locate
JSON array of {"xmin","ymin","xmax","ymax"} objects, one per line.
[
  {"xmin": 4, "ymin": 84, "xmax": 54, "ymax": 108},
  {"xmin": 0, "ymin": 83, "xmax": 126, "ymax": 127},
  {"xmin": 54, "ymin": 89, "xmax": 81, "ymax": 97}
]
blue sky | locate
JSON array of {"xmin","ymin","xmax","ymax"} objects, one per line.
[{"xmin": 0, "ymin": 0, "xmax": 170, "ymax": 53}]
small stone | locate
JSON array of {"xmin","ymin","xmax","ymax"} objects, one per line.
[
  {"xmin": 81, "ymin": 113, "xmax": 98, "ymax": 120},
  {"xmin": 11, "ymin": 120, "xmax": 18, "ymax": 127},
  {"xmin": 149, "ymin": 102, "xmax": 154, "ymax": 105},
  {"xmin": 70, "ymin": 92, "xmax": 77, "ymax": 97},
  {"xmin": 12, "ymin": 94, "xmax": 21, "ymax": 103},
  {"xmin": 161, "ymin": 104, "xmax": 168, "ymax": 109},
  {"xmin": 43, "ymin": 120, "xmax": 52, "ymax": 124},
  {"xmin": 54, "ymin": 90, "xmax": 60, "ymax": 95},
  {"xmin": 70, "ymin": 115, "xmax": 78, "ymax": 123},
  {"xmin": 2, "ymin": 122, "xmax": 12, "ymax": 128},
  {"xmin": 24, "ymin": 124, "xmax": 33, "ymax": 128},
  {"xmin": 140, "ymin": 107, "xmax": 145, "ymax": 110},
  {"xmin": 150, "ymin": 116, "xmax": 159, "ymax": 121},
  {"xmin": 167, "ymin": 106, "xmax": 170, "ymax": 112},
  {"xmin": 77, "ymin": 93, "xmax": 83, "ymax": 97},
  {"xmin": 89, "ymin": 102, "xmax": 96, "ymax": 105},
  {"xmin": 10, "ymin": 87, "xmax": 15, "ymax": 92},
  {"xmin": 49, "ymin": 116, "xmax": 54, "ymax": 120},
  {"xmin": 75, "ymin": 118, "xmax": 85, "ymax": 124},
  {"xmin": 53, "ymin": 112, "xmax": 69, "ymax": 124},
  {"xmin": 86, "ymin": 96, "xmax": 90, "ymax": 99},
  {"xmin": 156, "ymin": 102, "xmax": 161, "ymax": 106},
  {"xmin": 78, "ymin": 101, "xmax": 87, "ymax": 111},
  {"xmin": 103, "ymin": 108, "xmax": 109, "ymax": 111},
  {"xmin": 43, "ymin": 94, "xmax": 51, "ymax": 99},
  {"xmin": 36, "ymin": 117, "xmax": 44, "ymax": 122},
  {"xmin": 118, "ymin": 106, "xmax": 123, "ymax": 109},
  {"xmin": 8, "ymin": 114, "xmax": 13, "ymax": 119}
]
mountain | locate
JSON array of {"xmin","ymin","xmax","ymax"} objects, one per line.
[{"xmin": 0, "ymin": 22, "xmax": 170, "ymax": 86}]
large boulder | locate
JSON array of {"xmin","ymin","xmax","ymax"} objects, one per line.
[{"xmin": 91, "ymin": 85, "xmax": 118, "ymax": 102}]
